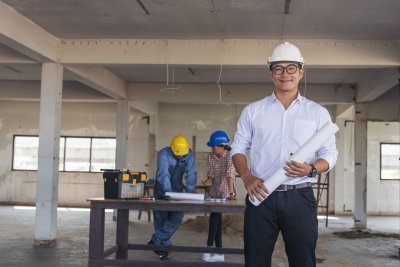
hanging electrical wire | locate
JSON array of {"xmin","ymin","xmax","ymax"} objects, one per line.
[
  {"xmin": 217, "ymin": 64, "xmax": 223, "ymax": 102},
  {"xmin": 303, "ymin": 69, "xmax": 307, "ymax": 97},
  {"xmin": 216, "ymin": 64, "xmax": 230, "ymax": 106},
  {"xmin": 160, "ymin": 64, "xmax": 180, "ymax": 94},
  {"xmin": 280, "ymin": 15, "xmax": 286, "ymax": 42}
]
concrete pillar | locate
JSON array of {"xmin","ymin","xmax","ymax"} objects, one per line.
[
  {"xmin": 115, "ymin": 100, "xmax": 130, "ymax": 169},
  {"xmin": 113, "ymin": 100, "xmax": 130, "ymax": 219},
  {"xmin": 353, "ymin": 103, "xmax": 368, "ymax": 229},
  {"xmin": 34, "ymin": 63, "xmax": 63, "ymax": 246}
]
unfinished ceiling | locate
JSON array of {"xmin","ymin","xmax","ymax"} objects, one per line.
[
  {"xmin": 0, "ymin": 0, "xmax": 399, "ymax": 107},
  {"xmin": 4, "ymin": 0, "xmax": 399, "ymax": 40}
]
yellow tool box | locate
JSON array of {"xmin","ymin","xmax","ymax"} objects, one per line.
[{"xmin": 102, "ymin": 169, "xmax": 147, "ymax": 199}]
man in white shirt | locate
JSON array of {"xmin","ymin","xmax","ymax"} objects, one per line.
[{"xmin": 231, "ymin": 42, "xmax": 338, "ymax": 267}]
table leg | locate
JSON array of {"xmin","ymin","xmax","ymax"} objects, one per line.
[
  {"xmin": 89, "ymin": 204, "xmax": 105, "ymax": 267},
  {"xmin": 116, "ymin": 209, "xmax": 129, "ymax": 259}
]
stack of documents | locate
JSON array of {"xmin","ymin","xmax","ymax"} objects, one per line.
[{"xmin": 165, "ymin": 192, "xmax": 205, "ymax": 201}]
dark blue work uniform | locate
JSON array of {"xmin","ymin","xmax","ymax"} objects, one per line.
[{"xmin": 150, "ymin": 147, "xmax": 197, "ymax": 246}]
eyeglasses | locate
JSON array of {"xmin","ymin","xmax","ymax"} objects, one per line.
[{"xmin": 271, "ymin": 64, "xmax": 301, "ymax": 75}]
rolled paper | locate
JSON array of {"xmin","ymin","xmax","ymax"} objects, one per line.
[
  {"xmin": 250, "ymin": 121, "xmax": 339, "ymax": 206},
  {"xmin": 165, "ymin": 192, "xmax": 205, "ymax": 201}
]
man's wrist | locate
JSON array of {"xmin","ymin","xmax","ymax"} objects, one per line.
[
  {"xmin": 308, "ymin": 164, "xmax": 317, "ymax": 177},
  {"xmin": 240, "ymin": 172, "xmax": 252, "ymax": 180}
]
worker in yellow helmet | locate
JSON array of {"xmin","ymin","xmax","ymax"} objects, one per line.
[{"xmin": 148, "ymin": 135, "xmax": 197, "ymax": 260}]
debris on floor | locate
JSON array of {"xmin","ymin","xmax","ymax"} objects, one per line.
[{"xmin": 333, "ymin": 230, "xmax": 400, "ymax": 239}]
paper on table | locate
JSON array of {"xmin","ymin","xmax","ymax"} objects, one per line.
[
  {"xmin": 250, "ymin": 121, "xmax": 339, "ymax": 206},
  {"xmin": 165, "ymin": 192, "xmax": 205, "ymax": 201}
]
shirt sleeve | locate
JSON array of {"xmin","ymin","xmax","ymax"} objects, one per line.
[
  {"xmin": 316, "ymin": 107, "xmax": 338, "ymax": 172},
  {"xmin": 231, "ymin": 105, "xmax": 252, "ymax": 157},
  {"xmin": 155, "ymin": 149, "xmax": 172, "ymax": 192},
  {"xmin": 206, "ymin": 153, "xmax": 213, "ymax": 178},
  {"xmin": 184, "ymin": 150, "xmax": 197, "ymax": 193},
  {"xmin": 226, "ymin": 154, "xmax": 236, "ymax": 178}
]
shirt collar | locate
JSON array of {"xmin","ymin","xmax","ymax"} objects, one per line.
[
  {"xmin": 266, "ymin": 91, "xmax": 304, "ymax": 104},
  {"xmin": 212, "ymin": 150, "xmax": 227, "ymax": 159}
]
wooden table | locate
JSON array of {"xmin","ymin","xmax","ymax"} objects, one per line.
[{"xmin": 88, "ymin": 197, "xmax": 245, "ymax": 267}]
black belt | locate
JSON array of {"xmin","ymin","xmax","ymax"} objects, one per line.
[{"xmin": 275, "ymin": 182, "xmax": 314, "ymax": 191}]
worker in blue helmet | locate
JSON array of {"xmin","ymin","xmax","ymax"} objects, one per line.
[
  {"xmin": 206, "ymin": 130, "xmax": 230, "ymax": 147},
  {"xmin": 201, "ymin": 130, "xmax": 236, "ymax": 262}
]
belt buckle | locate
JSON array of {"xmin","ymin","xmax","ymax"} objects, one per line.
[{"xmin": 276, "ymin": 184, "xmax": 287, "ymax": 191}]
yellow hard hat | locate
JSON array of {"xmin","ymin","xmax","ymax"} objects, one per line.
[{"xmin": 170, "ymin": 135, "xmax": 189, "ymax": 156}]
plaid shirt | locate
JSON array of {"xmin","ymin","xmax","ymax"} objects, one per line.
[{"xmin": 206, "ymin": 151, "xmax": 236, "ymax": 198}]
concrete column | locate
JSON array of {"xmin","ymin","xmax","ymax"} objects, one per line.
[
  {"xmin": 34, "ymin": 63, "xmax": 63, "ymax": 246},
  {"xmin": 113, "ymin": 100, "xmax": 130, "ymax": 219},
  {"xmin": 115, "ymin": 100, "xmax": 130, "ymax": 169},
  {"xmin": 353, "ymin": 103, "xmax": 368, "ymax": 229}
]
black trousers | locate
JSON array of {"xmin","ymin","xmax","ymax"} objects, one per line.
[
  {"xmin": 207, "ymin": 212, "xmax": 222, "ymax": 247},
  {"xmin": 244, "ymin": 187, "xmax": 318, "ymax": 267}
]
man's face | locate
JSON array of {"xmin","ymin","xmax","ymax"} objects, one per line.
[
  {"xmin": 173, "ymin": 154, "xmax": 184, "ymax": 160},
  {"xmin": 269, "ymin": 62, "xmax": 303, "ymax": 93}
]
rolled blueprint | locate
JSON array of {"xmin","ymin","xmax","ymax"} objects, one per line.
[
  {"xmin": 165, "ymin": 192, "xmax": 205, "ymax": 201},
  {"xmin": 250, "ymin": 121, "xmax": 339, "ymax": 206}
]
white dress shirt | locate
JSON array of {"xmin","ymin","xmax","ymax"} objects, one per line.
[{"xmin": 231, "ymin": 92, "xmax": 338, "ymax": 185}]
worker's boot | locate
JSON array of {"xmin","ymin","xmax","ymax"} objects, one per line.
[
  {"xmin": 159, "ymin": 251, "xmax": 169, "ymax": 260},
  {"xmin": 147, "ymin": 240, "xmax": 163, "ymax": 256}
]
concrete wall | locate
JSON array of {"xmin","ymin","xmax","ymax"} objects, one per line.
[
  {"xmin": 333, "ymin": 85, "xmax": 400, "ymax": 215},
  {"xmin": 0, "ymin": 100, "xmax": 148, "ymax": 207},
  {"xmin": 157, "ymin": 103, "xmax": 244, "ymax": 152},
  {"xmin": 367, "ymin": 121, "xmax": 400, "ymax": 215},
  {"xmin": 334, "ymin": 118, "xmax": 355, "ymax": 214},
  {"xmin": 334, "ymin": 113, "xmax": 399, "ymax": 214},
  {"xmin": 1, "ymin": 94, "xmax": 398, "ymax": 211},
  {"xmin": 157, "ymin": 103, "xmax": 248, "ymax": 199},
  {"xmin": 367, "ymin": 86, "xmax": 400, "ymax": 121}
]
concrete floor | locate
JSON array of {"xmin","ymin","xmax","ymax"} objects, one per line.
[{"xmin": 0, "ymin": 205, "xmax": 399, "ymax": 267}]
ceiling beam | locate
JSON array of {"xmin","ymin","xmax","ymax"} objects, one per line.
[
  {"xmin": 128, "ymin": 83, "xmax": 355, "ymax": 105},
  {"xmin": 356, "ymin": 68, "xmax": 400, "ymax": 102},
  {"xmin": 59, "ymin": 39, "xmax": 400, "ymax": 67},
  {"xmin": 130, "ymin": 101, "xmax": 159, "ymax": 116},
  {"xmin": 0, "ymin": 1, "xmax": 59, "ymax": 62},
  {"xmin": 0, "ymin": 81, "xmax": 115, "ymax": 102},
  {"xmin": 0, "ymin": 2, "xmax": 127, "ymax": 100},
  {"xmin": 65, "ymin": 66, "xmax": 128, "ymax": 100},
  {"xmin": 0, "ymin": 44, "xmax": 37, "ymax": 64},
  {"xmin": 336, "ymin": 104, "xmax": 354, "ymax": 119}
]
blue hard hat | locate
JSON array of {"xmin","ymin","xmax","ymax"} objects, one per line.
[{"xmin": 207, "ymin": 130, "xmax": 230, "ymax": 147}]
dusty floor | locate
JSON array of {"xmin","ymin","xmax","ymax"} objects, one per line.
[{"xmin": 0, "ymin": 205, "xmax": 399, "ymax": 267}]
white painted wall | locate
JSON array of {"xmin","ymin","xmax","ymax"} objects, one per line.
[
  {"xmin": 367, "ymin": 121, "xmax": 400, "ymax": 214},
  {"xmin": 334, "ymin": 118, "xmax": 355, "ymax": 214},
  {"xmin": 335, "ymin": 109, "xmax": 399, "ymax": 214},
  {"xmin": 157, "ymin": 103, "xmax": 245, "ymax": 152},
  {"xmin": 367, "ymin": 86, "xmax": 399, "ymax": 121},
  {"xmin": 1, "ymin": 94, "xmax": 398, "ymax": 211},
  {"xmin": 157, "ymin": 102, "xmax": 248, "ymax": 199},
  {"xmin": 0, "ymin": 100, "xmax": 148, "ymax": 207}
]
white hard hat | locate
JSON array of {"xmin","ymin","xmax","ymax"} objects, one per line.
[{"xmin": 267, "ymin": 42, "xmax": 305, "ymax": 68}]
